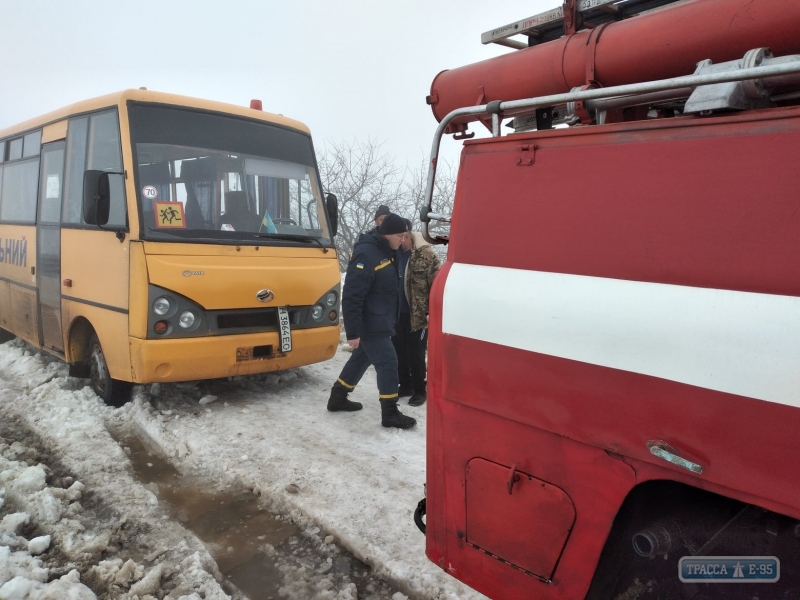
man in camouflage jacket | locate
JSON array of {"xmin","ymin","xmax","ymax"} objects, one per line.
[{"xmin": 393, "ymin": 227, "xmax": 441, "ymax": 406}]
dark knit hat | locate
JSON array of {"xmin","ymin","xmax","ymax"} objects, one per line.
[
  {"xmin": 378, "ymin": 213, "xmax": 409, "ymax": 235},
  {"xmin": 374, "ymin": 204, "xmax": 391, "ymax": 220}
]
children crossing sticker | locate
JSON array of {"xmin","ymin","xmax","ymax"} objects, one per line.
[{"xmin": 153, "ymin": 201, "xmax": 186, "ymax": 228}]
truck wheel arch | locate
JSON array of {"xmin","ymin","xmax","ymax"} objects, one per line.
[{"xmin": 584, "ymin": 478, "xmax": 791, "ymax": 599}]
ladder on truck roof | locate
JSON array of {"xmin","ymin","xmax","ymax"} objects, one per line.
[{"xmin": 482, "ymin": 0, "xmax": 686, "ymax": 49}]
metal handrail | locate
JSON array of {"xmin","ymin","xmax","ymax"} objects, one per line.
[{"xmin": 421, "ymin": 59, "xmax": 800, "ymax": 244}]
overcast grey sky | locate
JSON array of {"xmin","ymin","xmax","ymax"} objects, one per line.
[{"xmin": 0, "ymin": 0, "xmax": 554, "ymax": 170}]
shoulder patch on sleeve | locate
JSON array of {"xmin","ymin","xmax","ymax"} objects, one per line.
[{"xmin": 356, "ymin": 262, "xmax": 364, "ymax": 269}]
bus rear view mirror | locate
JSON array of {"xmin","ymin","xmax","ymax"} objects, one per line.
[
  {"xmin": 83, "ymin": 170, "xmax": 111, "ymax": 226},
  {"xmin": 326, "ymin": 193, "xmax": 339, "ymax": 237}
]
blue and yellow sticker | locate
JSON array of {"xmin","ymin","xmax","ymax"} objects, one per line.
[{"xmin": 356, "ymin": 262, "xmax": 364, "ymax": 269}]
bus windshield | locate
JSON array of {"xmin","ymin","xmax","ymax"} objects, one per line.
[{"xmin": 129, "ymin": 104, "xmax": 331, "ymax": 245}]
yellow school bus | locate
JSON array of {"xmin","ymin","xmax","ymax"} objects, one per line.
[{"xmin": 0, "ymin": 90, "xmax": 341, "ymax": 404}]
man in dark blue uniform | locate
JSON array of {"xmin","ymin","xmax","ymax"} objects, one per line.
[{"xmin": 327, "ymin": 213, "xmax": 416, "ymax": 429}]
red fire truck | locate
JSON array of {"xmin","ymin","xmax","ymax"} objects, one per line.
[{"xmin": 416, "ymin": 0, "xmax": 800, "ymax": 598}]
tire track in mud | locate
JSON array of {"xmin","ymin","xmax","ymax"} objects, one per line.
[
  {"xmin": 122, "ymin": 367, "xmax": 475, "ymax": 600},
  {"xmin": 1, "ymin": 340, "xmax": 409, "ymax": 600},
  {"xmin": 1, "ymin": 338, "xmax": 474, "ymax": 599},
  {"xmin": 0, "ymin": 340, "xmax": 231, "ymax": 599}
]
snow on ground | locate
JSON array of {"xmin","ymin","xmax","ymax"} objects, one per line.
[
  {"xmin": 0, "ymin": 338, "xmax": 485, "ymax": 600},
  {"xmin": 0, "ymin": 340, "xmax": 227, "ymax": 600}
]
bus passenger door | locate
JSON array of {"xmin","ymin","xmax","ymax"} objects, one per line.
[{"xmin": 36, "ymin": 142, "xmax": 66, "ymax": 353}]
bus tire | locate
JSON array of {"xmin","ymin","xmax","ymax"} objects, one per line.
[
  {"xmin": 0, "ymin": 328, "xmax": 15, "ymax": 344},
  {"xmin": 88, "ymin": 333, "xmax": 132, "ymax": 406}
]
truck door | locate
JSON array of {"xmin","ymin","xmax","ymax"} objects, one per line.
[{"xmin": 36, "ymin": 141, "xmax": 65, "ymax": 353}]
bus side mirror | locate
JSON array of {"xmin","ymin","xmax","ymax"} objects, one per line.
[
  {"xmin": 83, "ymin": 170, "xmax": 111, "ymax": 226},
  {"xmin": 326, "ymin": 193, "xmax": 338, "ymax": 237}
]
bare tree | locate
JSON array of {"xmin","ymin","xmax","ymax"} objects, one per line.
[
  {"xmin": 401, "ymin": 155, "xmax": 456, "ymax": 236},
  {"xmin": 318, "ymin": 140, "xmax": 404, "ymax": 271},
  {"xmin": 318, "ymin": 140, "xmax": 457, "ymax": 271}
]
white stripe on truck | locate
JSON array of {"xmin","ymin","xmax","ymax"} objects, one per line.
[{"xmin": 443, "ymin": 262, "xmax": 800, "ymax": 408}]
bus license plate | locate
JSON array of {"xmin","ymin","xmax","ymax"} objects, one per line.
[{"xmin": 278, "ymin": 307, "xmax": 292, "ymax": 352}]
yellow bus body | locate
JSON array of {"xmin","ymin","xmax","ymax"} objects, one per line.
[
  {"xmin": 0, "ymin": 90, "xmax": 340, "ymax": 393},
  {"xmin": 0, "ymin": 224, "xmax": 37, "ymax": 344}
]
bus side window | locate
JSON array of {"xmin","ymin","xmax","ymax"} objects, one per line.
[
  {"xmin": 8, "ymin": 138, "xmax": 23, "ymax": 161},
  {"xmin": 62, "ymin": 117, "xmax": 89, "ymax": 225},
  {"xmin": 0, "ymin": 157, "xmax": 39, "ymax": 223},
  {"xmin": 87, "ymin": 111, "xmax": 126, "ymax": 229},
  {"xmin": 0, "ymin": 132, "xmax": 40, "ymax": 224},
  {"xmin": 22, "ymin": 131, "xmax": 41, "ymax": 158}
]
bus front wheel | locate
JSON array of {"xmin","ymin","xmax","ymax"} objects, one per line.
[{"xmin": 88, "ymin": 333, "xmax": 132, "ymax": 406}]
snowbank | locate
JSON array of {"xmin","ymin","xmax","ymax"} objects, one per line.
[
  {"xmin": 0, "ymin": 339, "xmax": 228, "ymax": 599},
  {"xmin": 0, "ymin": 337, "xmax": 485, "ymax": 600}
]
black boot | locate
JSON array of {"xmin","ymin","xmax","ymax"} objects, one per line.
[
  {"xmin": 380, "ymin": 398, "xmax": 417, "ymax": 429},
  {"xmin": 408, "ymin": 391, "xmax": 426, "ymax": 407},
  {"xmin": 327, "ymin": 387, "xmax": 363, "ymax": 412}
]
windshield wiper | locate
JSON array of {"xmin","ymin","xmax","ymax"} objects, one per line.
[{"xmin": 256, "ymin": 233, "xmax": 330, "ymax": 253}]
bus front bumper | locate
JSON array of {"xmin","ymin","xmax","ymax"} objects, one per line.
[{"xmin": 129, "ymin": 326, "xmax": 339, "ymax": 383}]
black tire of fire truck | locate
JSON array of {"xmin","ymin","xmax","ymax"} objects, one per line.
[
  {"xmin": 585, "ymin": 480, "xmax": 800, "ymax": 599},
  {"xmin": 86, "ymin": 333, "xmax": 132, "ymax": 407},
  {"xmin": 0, "ymin": 327, "xmax": 15, "ymax": 344},
  {"xmin": 414, "ymin": 498, "xmax": 427, "ymax": 535}
]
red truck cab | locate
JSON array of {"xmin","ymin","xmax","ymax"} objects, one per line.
[{"xmin": 419, "ymin": 0, "xmax": 800, "ymax": 598}]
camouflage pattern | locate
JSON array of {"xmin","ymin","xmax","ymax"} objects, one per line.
[{"xmin": 404, "ymin": 232, "xmax": 442, "ymax": 332}]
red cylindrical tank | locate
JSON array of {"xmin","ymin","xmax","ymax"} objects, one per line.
[{"xmin": 429, "ymin": 0, "xmax": 800, "ymax": 123}]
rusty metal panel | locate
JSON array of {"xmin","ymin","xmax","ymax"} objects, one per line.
[
  {"xmin": 0, "ymin": 280, "xmax": 10, "ymax": 331},
  {"xmin": 10, "ymin": 285, "xmax": 38, "ymax": 344},
  {"xmin": 39, "ymin": 304, "xmax": 62, "ymax": 351}
]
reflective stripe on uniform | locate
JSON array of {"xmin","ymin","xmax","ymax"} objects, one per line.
[
  {"xmin": 337, "ymin": 378, "xmax": 356, "ymax": 389},
  {"xmin": 375, "ymin": 260, "xmax": 393, "ymax": 271},
  {"xmin": 379, "ymin": 392, "xmax": 399, "ymax": 399}
]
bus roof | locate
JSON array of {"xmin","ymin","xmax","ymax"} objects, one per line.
[{"xmin": 0, "ymin": 89, "xmax": 312, "ymax": 139}]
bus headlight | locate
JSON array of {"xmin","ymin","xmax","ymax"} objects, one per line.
[
  {"xmin": 178, "ymin": 311, "xmax": 196, "ymax": 328},
  {"xmin": 147, "ymin": 285, "xmax": 207, "ymax": 339},
  {"xmin": 153, "ymin": 297, "xmax": 171, "ymax": 315},
  {"xmin": 325, "ymin": 292, "xmax": 338, "ymax": 307},
  {"xmin": 311, "ymin": 305, "xmax": 325, "ymax": 322}
]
